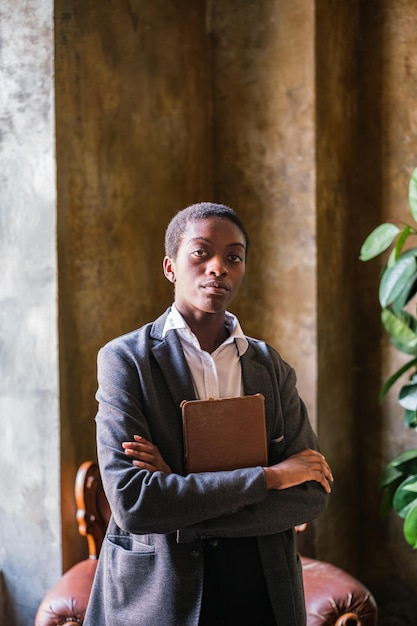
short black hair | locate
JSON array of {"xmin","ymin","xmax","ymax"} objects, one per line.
[{"xmin": 164, "ymin": 202, "xmax": 250, "ymax": 259}]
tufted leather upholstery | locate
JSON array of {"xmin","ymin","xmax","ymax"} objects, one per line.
[
  {"xmin": 35, "ymin": 559, "xmax": 96, "ymax": 626},
  {"xmin": 301, "ymin": 557, "xmax": 377, "ymax": 626},
  {"xmin": 35, "ymin": 462, "xmax": 377, "ymax": 626}
]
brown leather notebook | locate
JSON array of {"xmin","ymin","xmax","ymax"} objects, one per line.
[{"xmin": 181, "ymin": 393, "xmax": 267, "ymax": 473}]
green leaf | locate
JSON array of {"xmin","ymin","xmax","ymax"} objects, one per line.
[
  {"xmin": 360, "ymin": 223, "xmax": 401, "ymax": 261},
  {"xmin": 401, "ymin": 481, "xmax": 417, "ymax": 494},
  {"xmin": 399, "ymin": 383, "xmax": 417, "ymax": 410},
  {"xmin": 381, "ymin": 309, "xmax": 417, "ymax": 351},
  {"xmin": 381, "ymin": 450, "xmax": 417, "ymax": 494},
  {"xmin": 404, "ymin": 503, "xmax": 417, "ymax": 547},
  {"xmin": 390, "ymin": 336, "xmax": 417, "ymax": 356},
  {"xmin": 387, "ymin": 248, "xmax": 417, "ymax": 312},
  {"xmin": 387, "ymin": 247, "xmax": 397, "ymax": 269},
  {"xmin": 383, "ymin": 448, "xmax": 417, "ymax": 480},
  {"xmin": 391, "ymin": 276, "xmax": 417, "ymax": 313},
  {"xmin": 395, "ymin": 225, "xmax": 413, "ymax": 260},
  {"xmin": 380, "ymin": 464, "xmax": 406, "ymax": 488},
  {"xmin": 379, "ymin": 357, "xmax": 417, "ymax": 400},
  {"xmin": 409, "ymin": 168, "xmax": 417, "ymax": 223},
  {"xmin": 389, "ymin": 448, "xmax": 417, "ymax": 467},
  {"xmin": 381, "ymin": 480, "xmax": 401, "ymax": 516},
  {"xmin": 405, "ymin": 409, "xmax": 417, "ymax": 429},
  {"xmin": 387, "ymin": 225, "xmax": 414, "ymax": 268},
  {"xmin": 379, "ymin": 252, "xmax": 417, "ymax": 307},
  {"xmin": 393, "ymin": 476, "xmax": 417, "ymax": 517}
]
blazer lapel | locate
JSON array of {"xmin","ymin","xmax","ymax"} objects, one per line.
[
  {"xmin": 241, "ymin": 343, "xmax": 275, "ymax": 438},
  {"xmin": 150, "ymin": 318, "xmax": 197, "ymax": 411}
]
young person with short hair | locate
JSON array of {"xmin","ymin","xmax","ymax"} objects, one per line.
[{"xmin": 84, "ymin": 202, "xmax": 333, "ymax": 626}]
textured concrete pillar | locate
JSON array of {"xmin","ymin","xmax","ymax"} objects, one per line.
[
  {"xmin": 54, "ymin": 1, "xmax": 213, "ymax": 569},
  {"xmin": 209, "ymin": 0, "xmax": 317, "ymax": 421},
  {"xmin": 208, "ymin": 0, "xmax": 318, "ymax": 559},
  {"xmin": 0, "ymin": 2, "xmax": 59, "ymax": 625},
  {"xmin": 315, "ymin": 0, "xmax": 361, "ymax": 574}
]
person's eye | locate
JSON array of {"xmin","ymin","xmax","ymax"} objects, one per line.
[
  {"xmin": 228, "ymin": 253, "xmax": 244, "ymax": 263},
  {"xmin": 192, "ymin": 248, "xmax": 208, "ymax": 258}
]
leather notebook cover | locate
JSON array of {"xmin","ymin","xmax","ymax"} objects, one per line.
[{"xmin": 181, "ymin": 393, "xmax": 267, "ymax": 473}]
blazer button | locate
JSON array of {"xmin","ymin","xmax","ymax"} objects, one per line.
[{"xmin": 189, "ymin": 549, "xmax": 200, "ymax": 559}]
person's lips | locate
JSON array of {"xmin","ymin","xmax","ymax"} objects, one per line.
[{"xmin": 201, "ymin": 280, "xmax": 230, "ymax": 294}]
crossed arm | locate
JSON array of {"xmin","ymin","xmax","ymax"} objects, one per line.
[{"xmin": 122, "ymin": 435, "xmax": 334, "ymax": 494}]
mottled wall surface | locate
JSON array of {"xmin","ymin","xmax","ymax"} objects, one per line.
[
  {"xmin": 208, "ymin": 1, "xmax": 317, "ymax": 420},
  {"xmin": 0, "ymin": 2, "xmax": 60, "ymax": 625},
  {"xmin": 55, "ymin": 1, "xmax": 213, "ymax": 568},
  {"xmin": 207, "ymin": 0, "xmax": 317, "ymax": 562},
  {"xmin": 55, "ymin": 0, "xmax": 319, "ymax": 571},
  {"xmin": 315, "ymin": 0, "xmax": 361, "ymax": 575}
]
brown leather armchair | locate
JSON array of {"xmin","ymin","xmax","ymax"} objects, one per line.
[{"xmin": 35, "ymin": 462, "xmax": 378, "ymax": 626}]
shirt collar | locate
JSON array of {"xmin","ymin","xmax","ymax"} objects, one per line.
[{"xmin": 162, "ymin": 304, "xmax": 248, "ymax": 356}]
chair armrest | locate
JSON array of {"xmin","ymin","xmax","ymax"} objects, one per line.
[
  {"xmin": 35, "ymin": 559, "xmax": 97, "ymax": 626},
  {"xmin": 301, "ymin": 557, "xmax": 378, "ymax": 626}
]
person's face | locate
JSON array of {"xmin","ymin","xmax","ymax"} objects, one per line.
[{"xmin": 163, "ymin": 217, "xmax": 246, "ymax": 319}]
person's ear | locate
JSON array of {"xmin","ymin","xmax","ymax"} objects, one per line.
[{"xmin": 163, "ymin": 256, "xmax": 176, "ymax": 283}]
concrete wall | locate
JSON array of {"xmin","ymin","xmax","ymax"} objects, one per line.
[
  {"xmin": 315, "ymin": 0, "xmax": 361, "ymax": 574},
  {"xmin": 55, "ymin": 0, "xmax": 214, "ymax": 571},
  {"xmin": 208, "ymin": 0, "xmax": 317, "ymax": 420},
  {"xmin": 2, "ymin": 0, "xmax": 417, "ymax": 624},
  {"xmin": 55, "ymin": 0, "xmax": 320, "ymax": 573},
  {"xmin": 0, "ymin": 2, "xmax": 60, "ymax": 625}
]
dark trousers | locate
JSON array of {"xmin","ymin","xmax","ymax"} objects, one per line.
[{"xmin": 198, "ymin": 537, "xmax": 277, "ymax": 626}]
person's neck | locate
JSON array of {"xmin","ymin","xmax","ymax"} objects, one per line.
[{"xmin": 179, "ymin": 309, "xmax": 229, "ymax": 353}]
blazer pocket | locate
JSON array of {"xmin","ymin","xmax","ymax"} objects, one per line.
[
  {"xmin": 107, "ymin": 533, "xmax": 156, "ymax": 554},
  {"xmin": 103, "ymin": 534, "xmax": 158, "ymax": 615}
]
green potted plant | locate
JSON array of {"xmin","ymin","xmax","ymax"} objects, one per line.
[{"xmin": 360, "ymin": 167, "xmax": 417, "ymax": 548}]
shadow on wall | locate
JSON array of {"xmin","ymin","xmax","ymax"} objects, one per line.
[
  {"xmin": 378, "ymin": 580, "xmax": 417, "ymax": 626},
  {"xmin": 0, "ymin": 571, "xmax": 13, "ymax": 626}
]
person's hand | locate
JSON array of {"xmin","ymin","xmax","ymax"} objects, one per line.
[
  {"xmin": 122, "ymin": 435, "xmax": 172, "ymax": 474},
  {"xmin": 263, "ymin": 448, "xmax": 333, "ymax": 493}
]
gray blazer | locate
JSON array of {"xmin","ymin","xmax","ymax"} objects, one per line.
[{"xmin": 84, "ymin": 309, "xmax": 328, "ymax": 626}]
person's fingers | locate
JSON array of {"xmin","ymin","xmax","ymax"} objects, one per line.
[
  {"xmin": 122, "ymin": 435, "xmax": 171, "ymax": 474},
  {"xmin": 292, "ymin": 449, "xmax": 334, "ymax": 482}
]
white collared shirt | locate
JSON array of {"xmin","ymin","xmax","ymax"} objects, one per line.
[{"xmin": 162, "ymin": 304, "xmax": 248, "ymax": 400}]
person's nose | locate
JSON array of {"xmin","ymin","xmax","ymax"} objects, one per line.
[{"xmin": 207, "ymin": 256, "xmax": 227, "ymax": 277}]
